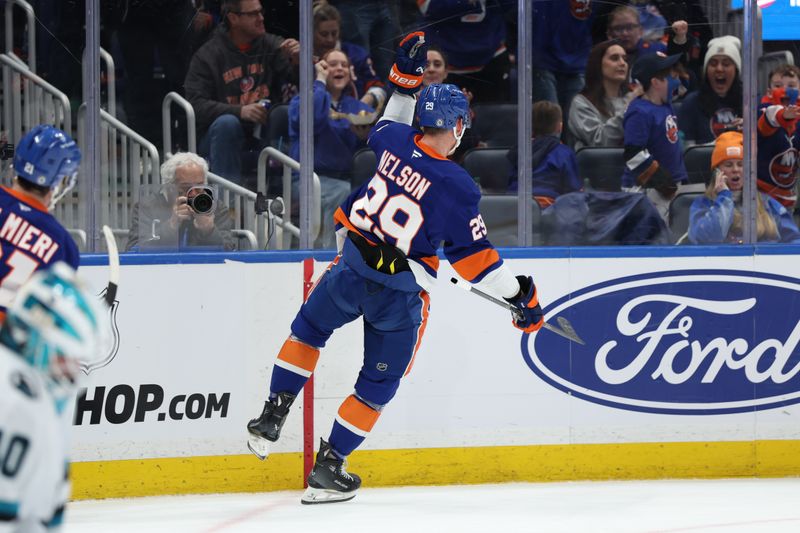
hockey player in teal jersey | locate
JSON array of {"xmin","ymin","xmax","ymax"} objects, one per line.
[
  {"xmin": 0, "ymin": 263, "xmax": 109, "ymax": 531},
  {"xmin": 247, "ymin": 32, "xmax": 545, "ymax": 504}
]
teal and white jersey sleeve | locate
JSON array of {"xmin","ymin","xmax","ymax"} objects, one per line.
[{"xmin": 0, "ymin": 348, "xmax": 69, "ymax": 532}]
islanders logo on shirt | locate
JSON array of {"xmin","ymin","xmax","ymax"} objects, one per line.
[
  {"xmin": 709, "ymin": 108, "xmax": 739, "ymax": 138},
  {"xmin": 769, "ymin": 147, "xmax": 798, "ymax": 188},
  {"xmin": 570, "ymin": 0, "xmax": 591, "ymax": 20},
  {"xmin": 665, "ymin": 114, "xmax": 679, "ymax": 144}
]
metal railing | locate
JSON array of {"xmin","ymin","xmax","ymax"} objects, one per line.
[
  {"xmin": 162, "ymin": 92, "xmax": 319, "ymax": 249},
  {"xmin": 0, "ymin": 53, "xmax": 71, "ymax": 149},
  {"xmin": 162, "ymin": 91, "xmax": 196, "ymax": 157},
  {"xmin": 258, "ymin": 147, "xmax": 321, "ymax": 248},
  {"xmin": 77, "ymin": 103, "xmax": 160, "ymax": 244},
  {"xmin": 4, "ymin": 0, "xmax": 35, "ymax": 73}
]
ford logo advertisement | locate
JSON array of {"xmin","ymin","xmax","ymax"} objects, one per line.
[{"xmin": 522, "ymin": 270, "xmax": 800, "ymax": 415}]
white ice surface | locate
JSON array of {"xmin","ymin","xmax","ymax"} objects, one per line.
[{"xmin": 65, "ymin": 478, "xmax": 800, "ymax": 533}]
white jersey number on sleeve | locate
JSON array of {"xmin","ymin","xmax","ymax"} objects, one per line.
[
  {"xmin": 469, "ymin": 215, "xmax": 487, "ymax": 241},
  {"xmin": 350, "ymin": 176, "xmax": 424, "ymax": 254}
]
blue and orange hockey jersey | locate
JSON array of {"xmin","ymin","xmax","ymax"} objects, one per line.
[
  {"xmin": 0, "ymin": 187, "xmax": 79, "ymax": 318},
  {"xmin": 334, "ymin": 120, "xmax": 504, "ymax": 292}
]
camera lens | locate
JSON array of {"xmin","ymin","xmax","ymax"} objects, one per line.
[
  {"xmin": 189, "ymin": 192, "xmax": 214, "ymax": 214},
  {"xmin": 186, "ymin": 186, "xmax": 214, "ymax": 214}
]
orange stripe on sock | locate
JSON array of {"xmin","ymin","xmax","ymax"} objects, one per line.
[
  {"xmin": 338, "ymin": 395, "xmax": 381, "ymax": 433},
  {"xmin": 277, "ymin": 338, "xmax": 320, "ymax": 374},
  {"xmin": 451, "ymin": 248, "xmax": 501, "ymax": 282},
  {"xmin": 405, "ymin": 290, "xmax": 430, "ymax": 376}
]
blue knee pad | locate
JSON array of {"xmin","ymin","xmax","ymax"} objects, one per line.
[{"xmin": 353, "ymin": 367, "xmax": 401, "ymax": 408}]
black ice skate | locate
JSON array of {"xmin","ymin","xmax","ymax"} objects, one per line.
[
  {"xmin": 246, "ymin": 392, "xmax": 295, "ymax": 460},
  {"xmin": 301, "ymin": 439, "xmax": 361, "ymax": 505}
]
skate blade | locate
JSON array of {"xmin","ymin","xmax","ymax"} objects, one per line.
[
  {"xmin": 300, "ymin": 486, "xmax": 357, "ymax": 505},
  {"xmin": 247, "ymin": 433, "xmax": 270, "ymax": 460}
]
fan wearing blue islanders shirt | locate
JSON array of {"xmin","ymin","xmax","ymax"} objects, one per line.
[
  {"xmin": 0, "ymin": 125, "xmax": 81, "ymax": 321},
  {"xmin": 247, "ymin": 32, "xmax": 544, "ymax": 505},
  {"xmin": 623, "ymin": 52, "xmax": 688, "ymax": 221}
]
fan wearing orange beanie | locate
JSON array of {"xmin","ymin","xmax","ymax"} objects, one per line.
[{"xmin": 688, "ymin": 131, "xmax": 800, "ymax": 244}]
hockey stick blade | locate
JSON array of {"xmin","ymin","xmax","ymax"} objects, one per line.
[
  {"xmin": 450, "ymin": 277, "xmax": 585, "ymax": 345},
  {"xmin": 102, "ymin": 225, "xmax": 119, "ymax": 306}
]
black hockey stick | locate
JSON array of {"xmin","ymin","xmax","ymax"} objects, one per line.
[
  {"xmin": 102, "ymin": 225, "xmax": 119, "ymax": 306},
  {"xmin": 450, "ymin": 277, "xmax": 585, "ymax": 345}
]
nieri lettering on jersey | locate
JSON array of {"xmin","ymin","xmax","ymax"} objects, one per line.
[
  {"xmin": 376, "ymin": 150, "xmax": 431, "ymax": 201},
  {"xmin": 0, "ymin": 212, "xmax": 60, "ymax": 262}
]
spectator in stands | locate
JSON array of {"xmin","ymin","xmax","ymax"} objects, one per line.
[
  {"xmin": 689, "ymin": 131, "xmax": 800, "ymax": 244},
  {"xmin": 331, "ymin": 0, "xmax": 400, "ymax": 84},
  {"xmin": 422, "ymin": 45, "xmax": 448, "ymax": 87},
  {"xmin": 507, "ymin": 101, "xmax": 582, "ymax": 208},
  {"xmin": 567, "ymin": 40, "xmax": 643, "ymax": 150},
  {"xmin": 606, "ymin": 6, "xmax": 665, "ymax": 69},
  {"xmin": 184, "ymin": 0, "xmax": 300, "ymax": 185},
  {"xmin": 289, "ymin": 50, "xmax": 374, "ymax": 249},
  {"xmin": 313, "ymin": 1, "xmax": 387, "ymax": 113},
  {"xmin": 531, "ymin": 1, "xmax": 594, "ymax": 126},
  {"xmin": 622, "ymin": 53, "xmax": 688, "ymax": 220},
  {"xmin": 677, "ymin": 36, "xmax": 743, "ymax": 146},
  {"xmin": 419, "ymin": 0, "xmax": 516, "ymax": 103},
  {"xmin": 419, "ymin": 46, "xmax": 478, "ymax": 163},
  {"xmin": 756, "ymin": 79, "xmax": 800, "ymax": 210},
  {"xmin": 765, "ymin": 64, "xmax": 800, "ymax": 99},
  {"xmin": 117, "ymin": 0, "xmax": 198, "ymax": 152},
  {"xmin": 593, "ymin": 1, "xmax": 712, "ymax": 76},
  {"xmin": 126, "ymin": 152, "xmax": 236, "ymax": 251}
]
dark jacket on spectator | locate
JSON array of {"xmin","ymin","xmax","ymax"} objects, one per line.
[
  {"xmin": 184, "ymin": 27, "xmax": 297, "ymax": 138},
  {"xmin": 289, "ymin": 80, "xmax": 373, "ymax": 181},
  {"xmin": 531, "ymin": 1, "xmax": 594, "ymax": 75},
  {"xmin": 507, "ymin": 135, "xmax": 582, "ymax": 208},
  {"xmin": 677, "ymin": 87, "xmax": 742, "ymax": 145}
]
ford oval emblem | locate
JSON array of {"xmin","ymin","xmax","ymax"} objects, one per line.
[{"xmin": 523, "ymin": 270, "xmax": 800, "ymax": 415}]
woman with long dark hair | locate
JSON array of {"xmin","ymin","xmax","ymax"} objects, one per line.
[{"xmin": 567, "ymin": 40, "xmax": 641, "ymax": 150}]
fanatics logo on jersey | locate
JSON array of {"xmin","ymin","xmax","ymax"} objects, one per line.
[
  {"xmin": 665, "ymin": 115, "xmax": 679, "ymax": 144},
  {"xmin": 412, "ymin": 150, "xmax": 422, "ymax": 158}
]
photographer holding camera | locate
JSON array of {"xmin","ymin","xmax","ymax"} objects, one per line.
[{"xmin": 125, "ymin": 152, "xmax": 236, "ymax": 251}]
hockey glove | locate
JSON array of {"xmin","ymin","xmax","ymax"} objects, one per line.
[
  {"xmin": 389, "ymin": 32, "xmax": 427, "ymax": 96},
  {"xmin": 504, "ymin": 275, "xmax": 544, "ymax": 333}
]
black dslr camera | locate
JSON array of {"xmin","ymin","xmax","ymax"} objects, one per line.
[{"xmin": 186, "ymin": 186, "xmax": 214, "ymax": 214}]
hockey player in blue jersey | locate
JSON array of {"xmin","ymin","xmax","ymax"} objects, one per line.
[
  {"xmin": 0, "ymin": 263, "xmax": 109, "ymax": 531},
  {"xmin": 247, "ymin": 32, "xmax": 544, "ymax": 504},
  {"xmin": 0, "ymin": 125, "xmax": 81, "ymax": 320}
]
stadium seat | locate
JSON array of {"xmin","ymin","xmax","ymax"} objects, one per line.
[
  {"xmin": 758, "ymin": 50, "xmax": 795, "ymax": 96},
  {"xmin": 463, "ymin": 147, "xmax": 512, "ymax": 193},
  {"xmin": 575, "ymin": 147, "xmax": 624, "ymax": 192},
  {"xmin": 472, "ymin": 104, "xmax": 518, "ymax": 148},
  {"xmin": 267, "ymin": 103, "xmax": 290, "ymax": 152},
  {"xmin": 351, "ymin": 148, "xmax": 377, "ymax": 189},
  {"xmin": 684, "ymin": 144, "xmax": 714, "ymax": 184},
  {"xmin": 478, "ymin": 195, "xmax": 543, "ymax": 247},
  {"xmin": 668, "ymin": 191, "xmax": 704, "ymax": 244}
]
